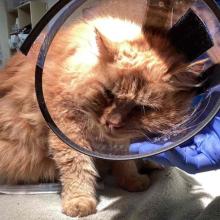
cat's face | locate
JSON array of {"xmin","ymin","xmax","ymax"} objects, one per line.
[{"xmin": 75, "ymin": 30, "xmax": 203, "ymax": 142}]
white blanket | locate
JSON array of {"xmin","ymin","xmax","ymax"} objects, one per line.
[{"xmin": 1, "ymin": 168, "xmax": 220, "ymax": 220}]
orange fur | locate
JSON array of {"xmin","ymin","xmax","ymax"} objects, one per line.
[{"xmin": 0, "ymin": 0, "xmax": 206, "ymax": 217}]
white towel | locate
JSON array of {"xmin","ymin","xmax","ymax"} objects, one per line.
[{"xmin": 1, "ymin": 168, "xmax": 220, "ymax": 220}]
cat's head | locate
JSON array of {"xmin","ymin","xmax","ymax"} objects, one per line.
[{"xmin": 74, "ymin": 27, "xmax": 205, "ymax": 142}]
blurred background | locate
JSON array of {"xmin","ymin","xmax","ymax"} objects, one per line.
[{"xmin": 0, "ymin": 0, "xmax": 59, "ymax": 68}]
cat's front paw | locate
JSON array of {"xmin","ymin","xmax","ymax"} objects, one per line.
[
  {"xmin": 118, "ymin": 174, "xmax": 150, "ymax": 192},
  {"xmin": 62, "ymin": 196, "xmax": 97, "ymax": 217}
]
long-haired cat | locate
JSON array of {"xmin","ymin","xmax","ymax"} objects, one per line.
[{"xmin": 0, "ymin": 0, "xmax": 206, "ymax": 217}]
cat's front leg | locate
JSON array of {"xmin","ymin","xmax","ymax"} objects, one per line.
[
  {"xmin": 112, "ymin": 160, "xmax": 150, "ymax": 192},
  {"xmin": 49, "ymin": 133, "xmax": 98, "ymax": 217}
]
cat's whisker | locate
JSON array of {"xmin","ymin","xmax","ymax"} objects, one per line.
[{"xmin": 137, "ymin": 130, "xmax": 151, "ymax": 141}]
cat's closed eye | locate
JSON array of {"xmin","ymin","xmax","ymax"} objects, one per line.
[{"xmin": 132, "ymin": 105, "xmax": 152, "ymax": 115}]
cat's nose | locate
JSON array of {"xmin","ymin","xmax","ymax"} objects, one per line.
[{"xmin": 106, "ymin": 113, "xmax": 122, "ymax": 128}]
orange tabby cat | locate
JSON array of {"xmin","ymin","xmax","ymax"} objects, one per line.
[{"xmin": 0, "ymin": 0, "xmax": 205, "ymax": 217}]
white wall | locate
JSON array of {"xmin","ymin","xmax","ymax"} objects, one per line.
[{"xmin": 45, "ymin": 0, "xmax": 57, "ymax": 8}]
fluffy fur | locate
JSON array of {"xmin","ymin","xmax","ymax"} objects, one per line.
[{"xmin": 0, "ymin": 0, "xmax": 206, "ymax": 217}]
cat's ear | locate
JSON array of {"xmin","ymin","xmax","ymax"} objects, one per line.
[{"xmin": 95, "ymin": 28, "xmax": 117, "ymax": 62}]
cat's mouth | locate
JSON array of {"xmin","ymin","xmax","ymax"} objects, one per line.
[{"xmin": 101, "ymin": 124, "xmax": 144, "ymax": 141}]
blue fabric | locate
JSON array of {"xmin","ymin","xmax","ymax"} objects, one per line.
[{"xmin": 130, "ymin": 114, "xmax": 220, "ymax": 174}]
